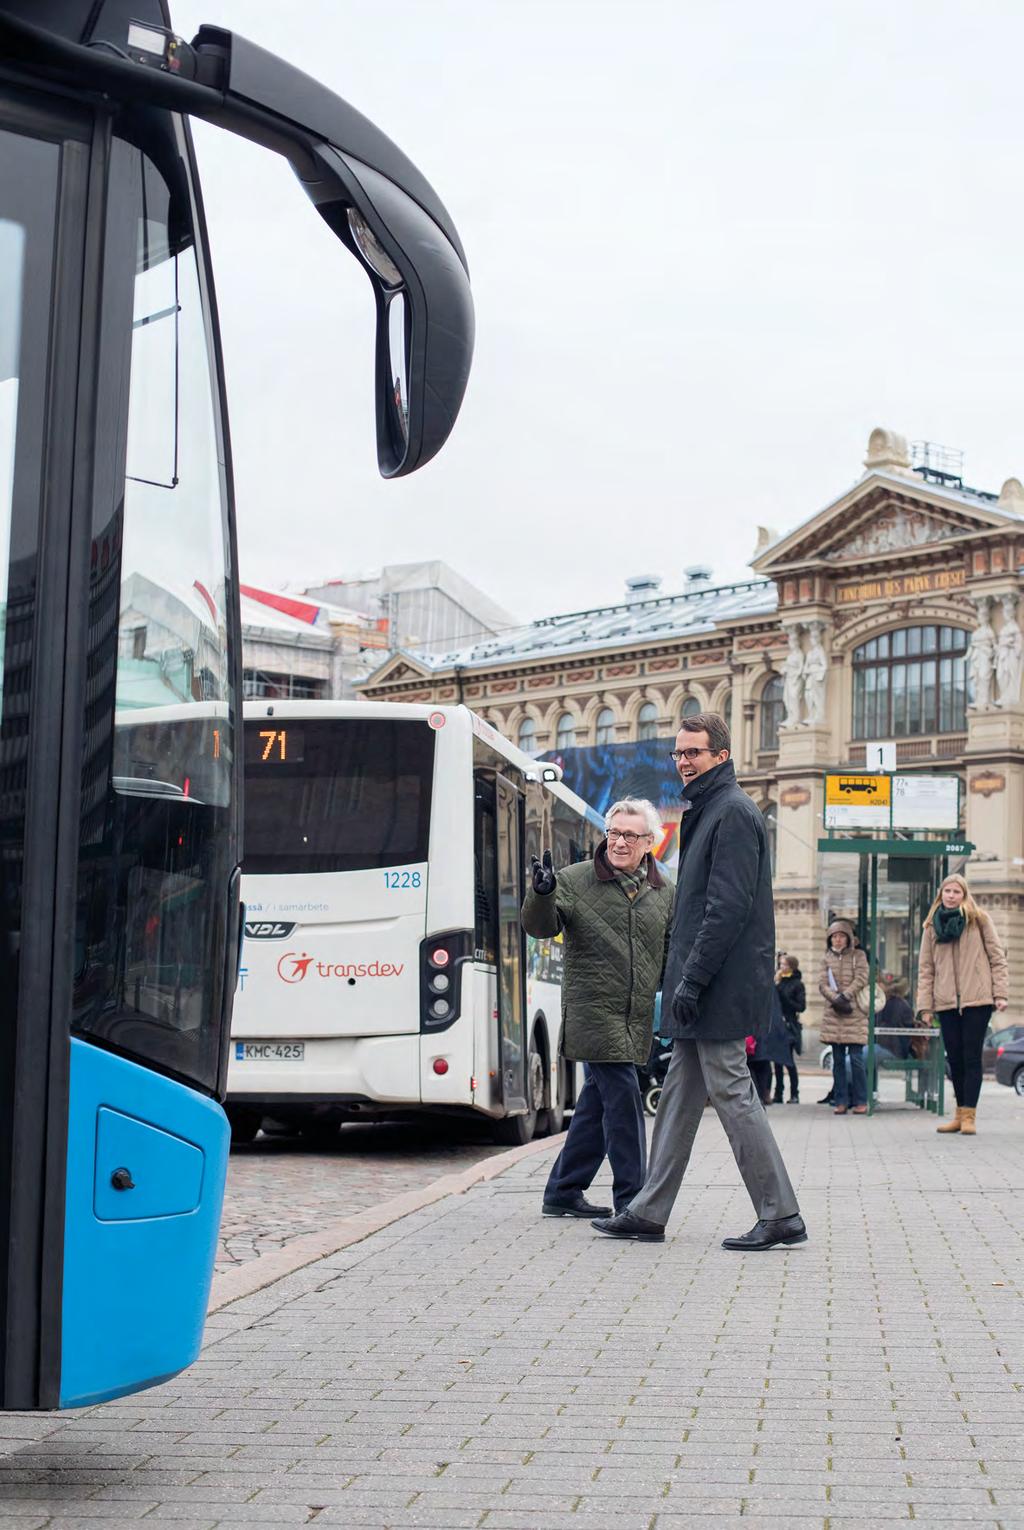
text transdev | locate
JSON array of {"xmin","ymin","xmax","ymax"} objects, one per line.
[{"xmin": 318, "ymin": 961, "xmax": 405, "ymax": 978}]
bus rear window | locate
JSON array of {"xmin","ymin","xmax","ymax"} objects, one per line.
[{"xmin": 242, "ymin": 718, "xmax": 435, "ymax": 874}]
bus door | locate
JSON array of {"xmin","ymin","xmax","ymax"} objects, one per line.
[{"xmin": 495, "ymin": 776, "xmax": 528, "ymax": 1112}]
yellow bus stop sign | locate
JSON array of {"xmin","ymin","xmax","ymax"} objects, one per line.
[{"xmin": 825, "ymin": 774, "xmax": 891, "ymax": 828}]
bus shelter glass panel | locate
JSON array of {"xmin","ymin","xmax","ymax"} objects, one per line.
[{"xmin": 817, "ymin": 844, "xmax": 945, "ymax": 1113}]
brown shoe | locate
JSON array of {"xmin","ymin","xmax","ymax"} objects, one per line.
[
  {"xmin": 833, "ymin": 1105, "xmax": 848, "ymax": 1115},
  {"xmin": 960, "ymin": 1107, "xmax": 977, "ymax": 1136},
  {"xmin": 937, "ymin": 1107, "xmax": 962, "ymax": 1134},
  {"xmin": 851, "ymin": 1105, "xmax": 868, "ymax": 1114}
]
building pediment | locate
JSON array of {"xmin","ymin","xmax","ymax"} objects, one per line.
[
  {"xmin": 358, "ymin": 650, "xmax": 433, "ymax": 688},
  {"xmin": 754, "ymin": 473, "xmax": 1019, "ymax": 577}
]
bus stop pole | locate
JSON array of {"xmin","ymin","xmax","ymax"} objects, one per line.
[{"xmin": 866, "ymin": 852, "xmax": 878, "ymax": 1117}]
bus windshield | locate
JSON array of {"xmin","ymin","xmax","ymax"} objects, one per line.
[{"xmin": 242, "ymin": 716, "xmax": 435, "ymax": 874}]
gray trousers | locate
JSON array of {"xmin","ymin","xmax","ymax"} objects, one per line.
[{"xmin": 629, "ymin": 1037, "xmax": 800, "ymax": 1227}]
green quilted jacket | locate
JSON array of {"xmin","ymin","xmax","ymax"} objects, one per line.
[{"xmin": 521, "ymin": 846, "xmax": 674, "ymax": 1065}]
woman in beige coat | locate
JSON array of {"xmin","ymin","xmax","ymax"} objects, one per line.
[
  {"xmin": 818, "ymin": 919, "xmax": 870, "ymax": 1115},
  {"xmin": 917, "ymin": 874, "xmax": 1008, "ymax": 1136}
]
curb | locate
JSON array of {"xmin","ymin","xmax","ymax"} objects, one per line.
[{"xmin": 208, "ymin": 1128, "xmax": 564, "ymax": 1312}]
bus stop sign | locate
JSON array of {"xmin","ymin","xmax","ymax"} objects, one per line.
[{"xmin": 825, "ymin": 774, "xmax": 891, "ymax": 829}]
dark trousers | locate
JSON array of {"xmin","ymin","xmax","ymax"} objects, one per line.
[
  {"xmin": 748, "ymin": 1058, "xmax": 772, "ymax": 1104},
  {"xmin": 938, "ymin": 1005, "xmax": 992, "ymax": 1109},
  {"xmin": 544, "ymin": 1061, "xmax": 647, "ymax": 1213},
  {"xmin": 773, "ymin": 1063, "xmax": 799, "ymax": 1100}
]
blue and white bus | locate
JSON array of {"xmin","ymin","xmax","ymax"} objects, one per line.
[{"xmin": 0, "ymin": 2, "xmax": 473, "ymax": 1407}]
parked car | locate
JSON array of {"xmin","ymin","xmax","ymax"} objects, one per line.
[
  {"xmin": 994, "ymin": 1035, "xmax": 1024, "ymax": 1096},
  {"xmin": 984, "ymin": 1024, "xmax": 1024, "ymax": 1073}
]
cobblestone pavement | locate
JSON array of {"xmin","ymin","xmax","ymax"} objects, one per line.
[
  {"xmin": 217, "ymin": 1120, "xmax": 511, "ymax": 1273},
  {"xmin": 2, "ymin": 1080, "xmax": 1024, "ymax": 1529}
]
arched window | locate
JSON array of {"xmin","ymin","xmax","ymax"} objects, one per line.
[
  {"xmin": 555, "ymin": 712, "xmax": 576, "ymax": 751},
  {"xmin": 760, "ymin": 674, "xmax": 785, "ymax": 751},
  {"xmin": 720, "ymin": 690, "xmax": 732, "ymax": 730},
  {"xmin": 681, "ymin": 696, "xmax": 701, "ymax": 718},
  {"xmin": 517, "ymin": 716, "xmax": 536, "ymax": 752},
  {"xmin": 595, "ymin": 706, "xmax": 615, "ymax": 745},
  {"xmin": 853, "ymin": 626, "xmax": 968, "ymax": 739},
  {"xmin": 637, "ymin": 701, "xmax": 659, "ymax": 741}
]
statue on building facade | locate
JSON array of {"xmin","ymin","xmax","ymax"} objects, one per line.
[
  {"xmin": 781, "ymin": 626, "xmax": 804, "ymax": 726},
  {"xmin": 967, "ymin": 596, "xmax": 996, "ymax": 709},
  {"xmin": 996, "ymin": 593, "xmax": 1023, "ymax": 706},
  {"xmin": 801, "ymin": 622, "xmax": 828, "ymax": 725}
]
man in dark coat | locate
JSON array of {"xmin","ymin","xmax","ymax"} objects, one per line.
[
  {"xmin": 593, "ymin": 713, "xmax": 806, "ymax": 1250},
  {"xmin": 521, "ymin": 797, "xmax": 673, "ymax": 1218}
]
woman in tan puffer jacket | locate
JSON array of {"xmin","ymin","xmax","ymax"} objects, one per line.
[
  {"xmin": 917, "ymin": 874, "xmax": 1008, "ymax": 1137},
  {"xmin": 818, "ymin": 920, "xmax": 870, "ymax": 1114}
]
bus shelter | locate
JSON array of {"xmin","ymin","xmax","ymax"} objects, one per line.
[{"xmin": 819, "ymin": 769, "xmax": 971, "ymax": 1116}]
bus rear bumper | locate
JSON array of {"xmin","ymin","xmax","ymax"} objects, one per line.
[{"xmin": 226, "ymin": 1033, "xmax": 475, "ymax": 1109}]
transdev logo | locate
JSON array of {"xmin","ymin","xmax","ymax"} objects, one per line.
[{"xmin": 275, "ymin": 951, "xmax": 405, "ymax": 983}]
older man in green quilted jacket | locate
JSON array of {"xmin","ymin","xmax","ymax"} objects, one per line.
[{"xmin": 521, "ymin": 798, "xmax": 673, "ymax": 1219}]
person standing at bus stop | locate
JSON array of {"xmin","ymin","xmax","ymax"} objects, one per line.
[
  {"xmin": 917, "ymin": 873, "xmax": 1008, "ymax": 1136},
  {"xmin": 522, "ymin": 798, "xmax": 673, "ymax": 1219},
  {"xmin": 819, "ymin": 921, "xmax": 870, "ymax": 1115},
  {"xmin": 593, "ymin": 713, "xmax": 806, "ymax": 1250}
]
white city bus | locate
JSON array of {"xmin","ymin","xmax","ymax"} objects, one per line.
[{"xmin": 227, "ymin": 701, "xmax": 604, "ymax": 1143}]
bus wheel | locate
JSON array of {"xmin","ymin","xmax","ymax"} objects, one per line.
[
  {"xmin": 226, "ymin": 1105, "xmax": 262, "ymax": 1145},
  {"xmin": 538, "ymin": 1056, "xmax": 567, "ymax": 1137},
  {"xmin": 492, "ymin": 1038, "xmax": 543, "ymax": 1145}
]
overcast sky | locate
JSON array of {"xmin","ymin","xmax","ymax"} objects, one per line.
[{"xmin": 174, "ymin": 0, "xmax": 1024, "ymax": 627}]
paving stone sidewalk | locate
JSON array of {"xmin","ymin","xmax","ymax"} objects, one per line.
[
  {"xmin": 1, "ymin": 1081, "xmax": 1023, "ymax": 1529},
  {"xmin": 218, "ymin": 1120, "xmax": 508, "ymax": 1273}
]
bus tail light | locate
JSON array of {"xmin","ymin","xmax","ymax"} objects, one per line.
[
  {"xmin": 432, "ymin": 1058, "xmax": 449, "ymax": 1075},
  {"xmin": 420, "ymin": 930, "xmax": 472, "ymax": 1033}
]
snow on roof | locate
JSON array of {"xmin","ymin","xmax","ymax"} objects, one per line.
[{"xmin": 391, "ymin": 577, "xmax": 778, "ymax": 673}]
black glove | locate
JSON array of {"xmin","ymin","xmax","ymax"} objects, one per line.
[
  {"xmin": 530, "ymin": 850, "xmax": 557, "ymax": 896},
  {"xmin": 672, "ymin": 977, "xmax": 703, "ymax": 1028},
  {"xmin": 831, "ymin": 993, "xmax": 854, "ymax": 1016}
]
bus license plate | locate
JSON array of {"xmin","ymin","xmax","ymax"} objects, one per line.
[{"xmin": 235, "ymin": 1042, "xmax": 305, "ymax": 1062}]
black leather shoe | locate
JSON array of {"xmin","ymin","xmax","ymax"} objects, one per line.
[
  {"xmin": 817, "ymin": 1092, "xmax": 834, "ymax": 1106},
  {"xmin": 542, "ymin": 1195, "xmax": 612, "ymax": 1218},
  {"xmin": 722, "ymin": 1214, "xmax": 807, "ymax": 1251},
  {"xmin": 591, "ymin": 1211, "xmax": 665, "ymax": 1242}
]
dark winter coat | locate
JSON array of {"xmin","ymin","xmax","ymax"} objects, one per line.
[
  {"xmin": 660, "ymin": 759, "xmax": 776, "ymax": 1043},
  {"xmin": 754, "ymin": 987, "xmax": 793, "ymax": 1065},
  {"xmin": 776, "ymin": 970, "xmax": 806, "ymax": 1058},
  {"xmin": 520, "ymin": 843, "xmax": 674, "ymax": 1065},
  {"xmin": 777, "ymin": 973, "xmax": 806, "ymax": 1025}
]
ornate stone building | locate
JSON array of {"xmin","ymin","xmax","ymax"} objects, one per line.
[{"xmin": 360, "ymin": 429, "xmax": 1024, "ymax": 1006}]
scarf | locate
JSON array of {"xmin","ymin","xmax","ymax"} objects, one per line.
[
  {"xmin": 933, "ymin": 906, "xmax": 966, "ymax": 944},
  {"xmin": 615, "ymin": 858, "xmax": 649, "ymax": 902}
]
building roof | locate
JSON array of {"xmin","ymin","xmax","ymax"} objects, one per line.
[{"xmin": 378, "ymin": 576, "xmax": 778, "ymax": 675}]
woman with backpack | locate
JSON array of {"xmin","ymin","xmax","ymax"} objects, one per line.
[
  {"xmin": 818, "ymin": 920, "xmax": 870, "ymax": 1115},
  {"xmin": 771, "ymin": 954, "xmax": 805, "ymax": 1104},
  {"xmin": 917, "ymin": 873, "xmax": 1008, "ymax": 1136}
]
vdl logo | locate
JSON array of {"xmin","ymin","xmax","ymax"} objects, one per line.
[
  {"xmin": 244, "ymin": 920, "xmax": 296, "ymax": 940},
  {"xmin": 277, "ymin": 952, "xmax": 315, "ymax": 983}
]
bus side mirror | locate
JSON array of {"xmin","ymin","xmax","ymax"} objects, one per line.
[
  {"xmin": 298, "ymin": 146, "xmax": 474, "ymax": 479},
  {"xmin": 190, "ymin": 27, "xmax": 475, "ymax": 479}
]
